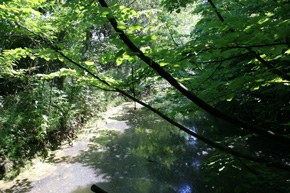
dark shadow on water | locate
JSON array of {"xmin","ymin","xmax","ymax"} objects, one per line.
[
  {"xmin": 70, "ymin": 107, "xmax": 202, "ymax": 193},
  {"xmin": 2, "ymin": 179, "xmax": 32, "ymax": 193}
]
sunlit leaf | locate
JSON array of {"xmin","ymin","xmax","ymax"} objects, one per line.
[
  {"xmin": 85, "ymin": 61, "xmax": 94, "ymax": 66},
  {"xmin": 117, "ymin": 23, "xmax": 127, "ymax": 30},
  {"xmin": 218, "ymin": 166, "xmax": 225, "ymax": 172}
]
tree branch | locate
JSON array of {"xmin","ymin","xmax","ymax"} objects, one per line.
[
  {"xmin": 18, "ymin": 20, "xmax": 290, "ymax": 171},
  {"xmin": 164, "ymin": 22, "xmax": 179, "ymax": 47},
  {"xmin": 208, "ymin": 0, "xmax": 224, "ymax": 22},
  {"xmin": 180, "ymin": 52, "xmax": 250, "ymax": 64},
  {"xmin": 207, "ymin": 0, "xmax": 290, "ymax": 81},
  {"xmin": 222, "ymin": 42, "xmax": 289, "ymax": 49},
  {"xmin": 97, "ymin": 0, "xmax": 290, "ymax": 144}
]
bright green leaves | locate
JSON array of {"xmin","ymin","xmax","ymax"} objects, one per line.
[
  {"xmin": 36, "ymin": 48, "xmax": 58, "ymax": 61},
  {"xmin": 0, "ymin": 48, "xmax": 31, "ymax": 76},
  {"xmin": 117, "ymin": 23, "xmax": 127, "ymax": 30},
  {"xmin": 114, "ymin": 5, "xmax": 137, "ymax": 20},
  {"xmin": 36, "ymin": 68, "xmax": 77, "ymax": 80},
  {"xmin": 0, "ymin": 0, "xmax": 58, "ymax": 40},
  {"xmin": 116, "ymin": 52, "xmax": 136, "ymax": 66},
  {"xmin": 99, "ymin": 7, "xmax": 111, "ymax": 18},
  {"xmin": 120, "ymin": 5, "xmax": 137, "ymax": 16},
  {"xmin": 185, "ymin": 0, "xmax": 290, "ymax": 101},
  {"xmin": 0, "ymin": 46, "xmax": 79, "ymax": 80},
  {"xmin": 84, "ymin": 60, "xmax": 94, "ymax": 66},
  {"xmin": 285, "ymin": 49, "xmax": 290, "ymax": 55},
  {"xmin": 2, "ymin": 48, "xmax": 31, "ymax": 61},
  {"xmin": 12, "ymin": 0, "xmax": 47, "ymax": 7},
  {"xmin": 127, "ymin": 24, "xmax": 142, "ymax": 34}
]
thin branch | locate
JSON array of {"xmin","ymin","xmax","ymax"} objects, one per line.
[
  {"xmin": 185, "ymin": 52, "xmax": 250, "ymax": 64},
  {"xmin": 164, "ymin": 22, "xmax": 179, "ymax": 47},
  {"xmin": 208, "ymin": 0, "xmax": 224, "ymax": 22},
  {"xmin": 203, "ymin": 62, "xmax": 223, "ymax": 82},
  {"xmin": 181, "ymin": 42, "xmax": 288, "ymax": 60},
  {"xmin": 128, "ymin": 0, "xmax": 137, "ymax": 6},
  {"xmin": 90, "ymin": 84, "xmax": 118, "ymax": 92},
  {"xmin": 222, "ymin": 42, "xmax": 289, "ymax": 49},
  {"xmin": 248, "ymin": 48, "xmax": 290, "ymax": 81},
  {"xmin": 206, "ymin": 0, "xmax": 290, "ymax": 81}
]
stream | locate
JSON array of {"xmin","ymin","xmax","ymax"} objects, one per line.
[
  {"xmin": 0, "ymin": 102, "xmax": 205, "ymax": 193},
  {"xmin": 2, "ymin": 102, "xmax": 286, "ymax": 193}
]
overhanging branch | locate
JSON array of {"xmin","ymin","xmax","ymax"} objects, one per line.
[
  {"xmin": 18, "ymin": 20, "xmax": 290, "ymax": 171},
  {"xmin": 97, "ymin": 0, "xmax": 290, "ymax": 144}
]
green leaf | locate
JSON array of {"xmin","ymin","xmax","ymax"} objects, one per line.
[
  {"xmin": 117, "ymin": 23, "xmax": 127, "ymax": 30},
  {"xmin": 218, "ymin": 166, "xmax": 225, "ymax": 172},
  {"xmin": 99, "ymin": 7, "xmax": 111, "ymax": 18},
  {"xmin": 128, "ymin": 24, "xmax": 142, "ymax": 34},
  {"xmin": 84, "ymin": 61, "xmax": 94, "ymax": 66},
  {"xmin": 160, "ymin": 62, "xmax": 168, "ymax": 67}
]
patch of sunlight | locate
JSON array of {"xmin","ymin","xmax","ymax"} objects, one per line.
[
  {"xmin": 178, "ymin": 184, "xmax": 192, "ymax": 193},
  {"xmin": 269, "ymin": 77, "xmax": 288, "ymax": 84}
]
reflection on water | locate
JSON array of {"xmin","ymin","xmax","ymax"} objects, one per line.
[
  {"xmin": 188, "ymin": 126, "xmax": 197, "ymax": 145},
  {"xmin": 188, "ymin": 136, "xmax": 197, "ymax": 145},
  {"xmin": 70, "ymin": 104, "xmax": 290, "ymax": 193},
  {"xmin": 70, "ymin": 106, "xmax": 201, "ymax": 193},
  {"xmin": 191, "ymin": 160, "xmax": 200, "ymax": 168},
  {"xmin": 2, "ymin": 104, "xmax": 289, "ymax": 193},
  {"xmin": 178, "ymin": 184, "xmax": 192, "ymax": 193}
]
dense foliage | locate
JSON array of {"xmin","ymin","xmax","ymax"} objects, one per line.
[
  {"xmin": 0, "ymin": 0, "xmax": 289, "ymax": 191},
  {"xmin": 0, "ymin": 0, "xmax": 123, "ymax": 179}
]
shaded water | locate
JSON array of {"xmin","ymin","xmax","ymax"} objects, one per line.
[
  {"xmin": 69, "ymin": 104, "xmax": 290, "ymax": 193},
  {"xmin": 70, "ymin": 105, "xmax": 202, "ymax": 193},
  {"xmin": 1, "ymin": 103, "xmax": 289, "ymax": 193}
]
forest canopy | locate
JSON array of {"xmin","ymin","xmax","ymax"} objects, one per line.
[{"xmin": 0, "ymin": 0, "xmax": 290, "ymax": 191}]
